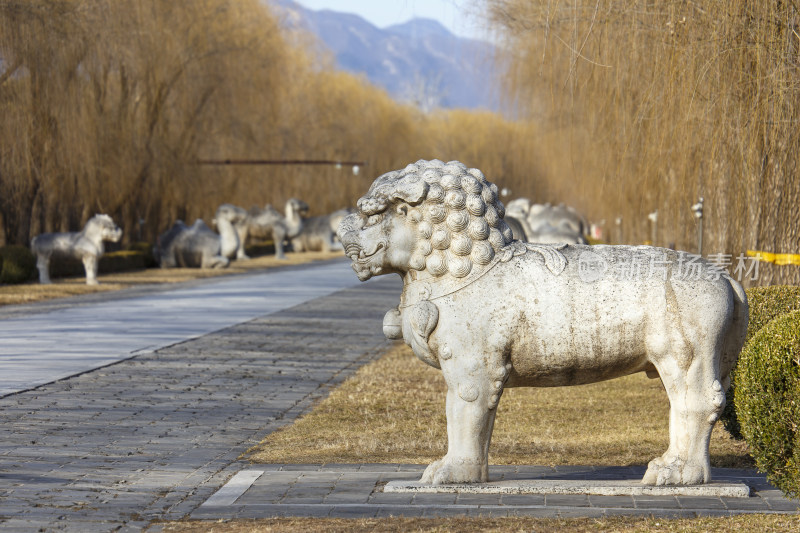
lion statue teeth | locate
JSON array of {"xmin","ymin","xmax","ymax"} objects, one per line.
[
  {"xmin": 31, "ymin": 214, "xmax": 123, "ymax": 285},
  {"xmin": 338, "ymin": 159, "xmax": 749, "ymax": 487}
]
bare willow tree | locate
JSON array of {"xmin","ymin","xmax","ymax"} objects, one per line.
[
  {"xmin": 0, "ymin": 0, "xmax": 296, "ymax": 244},
  {"xmin": 485, "ymin": 0, "xmax": 800, "ymax": 284},
  {"xmin": 0, "ymin": 0, "xmax": 90, "ymax": 242}
]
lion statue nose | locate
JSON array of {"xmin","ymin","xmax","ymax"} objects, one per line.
[{"xmin": 337, "ymin": 213, "xmax": 364, "ymax": 243}]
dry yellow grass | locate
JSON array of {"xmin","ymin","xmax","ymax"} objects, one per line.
[
  {"xmin": 247, "ymin": 343, "xmax": 751, "ymax": 468},
  {"xmin": 152, "ymin": 514, "xmax": 800, "ymax": 533},
  {"xmin": 0, "ymin": 251, "xmax": 342, "ymax": 307}
]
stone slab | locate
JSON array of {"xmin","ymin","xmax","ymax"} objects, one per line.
[
  {"xmin": 191, "ymin": 464, "xmax": 800, "ymax": 520},
  {"xmin": 383, "ymin": 479, "xmax": 751, "ymax": 498},
  {"xmin": 201, "ymin": 470, "xmax": 264, "ymax": 506}
]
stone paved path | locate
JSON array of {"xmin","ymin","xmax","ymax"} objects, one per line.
[
  {"xmin": 0, "ymin": 259, "xmax": 364, "ymax": 396},
  {"xmin": 0, "ymin": 266, "xmax": 401, "ymax": 532}
]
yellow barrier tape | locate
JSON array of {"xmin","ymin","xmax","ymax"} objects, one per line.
[{"xmin": 746, "ymin": 250, "xmax": 800, "ymax": 266}]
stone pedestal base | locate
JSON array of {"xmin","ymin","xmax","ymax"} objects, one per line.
[{"xmin": 384, "ymin": 479, "xmax": 750, "ymax": 498}]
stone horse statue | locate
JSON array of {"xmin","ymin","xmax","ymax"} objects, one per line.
[{"xmin": 31, "ymin": 214, "xmax": 123, "ymax": 285}]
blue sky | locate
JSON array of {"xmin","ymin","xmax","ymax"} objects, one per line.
[{"xmin": 291, "ymin": 0, "xmax": 486, "ymax": 40}]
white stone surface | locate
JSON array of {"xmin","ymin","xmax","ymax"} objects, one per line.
[
  {"xmin": 338, "ymin": 159, "xmax": 750, "ymax": 487},
  {"xmin": 201, "ymin": 470, "xmax": 265, "ymax": 506},
  {"xmin": 384, "ymin": 479, "xmax": 751, "ymax": 498},
  {"xmin": 0, "ymin": 259, "xmax": 360, "ymax": 396}
]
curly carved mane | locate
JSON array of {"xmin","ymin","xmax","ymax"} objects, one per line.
[{"xmin": 356, "ymin": 159, "xmax": 514, "ymax": 279}]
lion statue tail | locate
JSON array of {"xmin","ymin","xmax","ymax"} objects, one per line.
[{"xmin": 720, "ymin": 276, "xmax": 749, "ymax": 391}]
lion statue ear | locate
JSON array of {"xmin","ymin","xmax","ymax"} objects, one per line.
[{"xmin": 387, "ymin": 179, "xmax": 429, "ymax": 206}]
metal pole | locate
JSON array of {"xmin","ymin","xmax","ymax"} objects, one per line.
[
  {"xmin": 195, "ymin": 159, "xmax": 367, "ymax": 167},
  {"xmin": 691, "ymin": 197, "xmax": 704, "ymax": 256},
  {"xmin": 648, "ymin": 210, "xmax": 658, "ymax": 246},
  {"xmin": 698, "ymin": 217, "xmax": 703, "ymax": 256}
]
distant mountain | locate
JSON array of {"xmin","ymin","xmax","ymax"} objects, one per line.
[{"xmin": 270, "ymin": 0, "xmax": 501, "ymax": 111}]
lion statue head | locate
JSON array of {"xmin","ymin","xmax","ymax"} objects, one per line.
[
  {"xmin": 338, "ymin": 159, "xmax": 514, "ymax": 281},
  {"xmin": 86, "ymin": 214, "xmax": 123, "ymax": 243}
]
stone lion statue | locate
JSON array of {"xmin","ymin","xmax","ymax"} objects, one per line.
[
  {"xmin": 31, "ymin": 214, "xmax": 123, "ymax": 285},
  {"xmin": 338, "ymin": 159, "xmax": 748, "ymax": 486}
]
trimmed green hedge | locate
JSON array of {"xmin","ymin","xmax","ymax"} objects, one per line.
[
  {"xmin": 0, "ymin": 245, "xmax": 37, "ymax": 284},
  {"xmin": 49, "ymin": 249, "xmax": 151, "ymax": 278},
  {"xmin": 721, "ymin": 286, "xmax": 800, "ymax": 439},
  {"xmin": 244, "ymin": 241, "xmax": 276, "ymax": 257},
  {"xmin": 100, "ymin": 250, "xmax": 150, "ymax": 273},
  {"xmin": 745, "ymin": 286, "xmax": 800, "ymax": 341},
  {"xmin": 734, "ymin": 309, "xmax": 800, "ymax": 498},
  {"xmin": 126, "ymin": 242, "xmax": 157, "ymax": 268}
]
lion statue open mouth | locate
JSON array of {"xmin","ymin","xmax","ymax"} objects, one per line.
[{"xmin": 338, "ymin": 159, "xmax": 748, "ymax": 486}]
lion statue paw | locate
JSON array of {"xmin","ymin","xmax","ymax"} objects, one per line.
[
  {"xmin": 643, "ymin": 455, "xmax": 708, "ymax": 485},
  {"xmin": 419, "ymin": 455, "xmax": 486, "ymax": 485}
]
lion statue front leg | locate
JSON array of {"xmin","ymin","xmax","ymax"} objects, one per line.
[
  {"xmin": 421, "ymin": 347, "xmax": 509, "ymax": 484},
  {"xmin": 82, "ymin": 255, "xmax": 99, "ymax": 285},
  {"xmin": 35, "ymin": 253, "xmax": 52, "ymax": 284}
]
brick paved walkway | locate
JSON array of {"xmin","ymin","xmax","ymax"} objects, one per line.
[
  {"xmin": 0, "ymin": 270, "xmax": 401, "ymax": 532},
  {"xmin": 0, "ymin": 259, "xmax": 363, "ymax": 396}
]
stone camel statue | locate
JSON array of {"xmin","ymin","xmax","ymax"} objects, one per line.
[
  {"xmin": 246, "ymin": 198, "xmax": 306, "ymax": 260},
  {"xmin": 154, "ymin": 205, "xmax": 245, "ymax": 268},
  {"xmin": 338, "ymin": 159, "xmax": 748, "ymax": 487},
  {"xmin": 290, "ymin": 207, "xmax": 353, "ymax": 253},
  {"xmin": 31, "ymin": 214, "xmax": 123, "ymax": 285},
  {"xmin": 217, "ymin": 204, "xmax": 250, "ymax": 260}
]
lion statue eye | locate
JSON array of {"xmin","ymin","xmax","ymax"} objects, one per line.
[{"xmin": 366, "ymin": 214, "xmax": 383, "ymax": 227}]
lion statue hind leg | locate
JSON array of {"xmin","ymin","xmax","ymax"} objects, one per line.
[
  {"xmin": 35, "ymin": 251, "xmax": 53, "ymax": 284},
  {"xmin": 643, "ymin": 341, "xmax": 726, "ymax": 486}
]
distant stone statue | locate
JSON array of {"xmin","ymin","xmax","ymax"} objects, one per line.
[
  {"xmin": 154, "ymin": 220, "xmax": 228, "ymax": 269},
  {"xmin": 507, "ymin": 198, "xmax": 587, "ymax": 244},
  {"xmin": 154, "ymin": 205, "xmax": 245, "ymax": 269},
  {"xmin": 504, "ymin": 197, "xmax": 535, "ymax": 240},
  {"xmin": 338, "ymin": 159, "xmax": 748, "ymax": 486},
  {"xmin": 217, "ymin": 204, "xmax": 250, "ymax": 260},
  {"xmin": 291, "ymin": 207, "xmax": 353, "ymax": 253},
  {"xmin": 31, "ymin": 214, "xmax": 123, "ymax": 285},
  {"xmin": 246, "ymin": 198, "xmax": 307, "ymax": 260}
]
